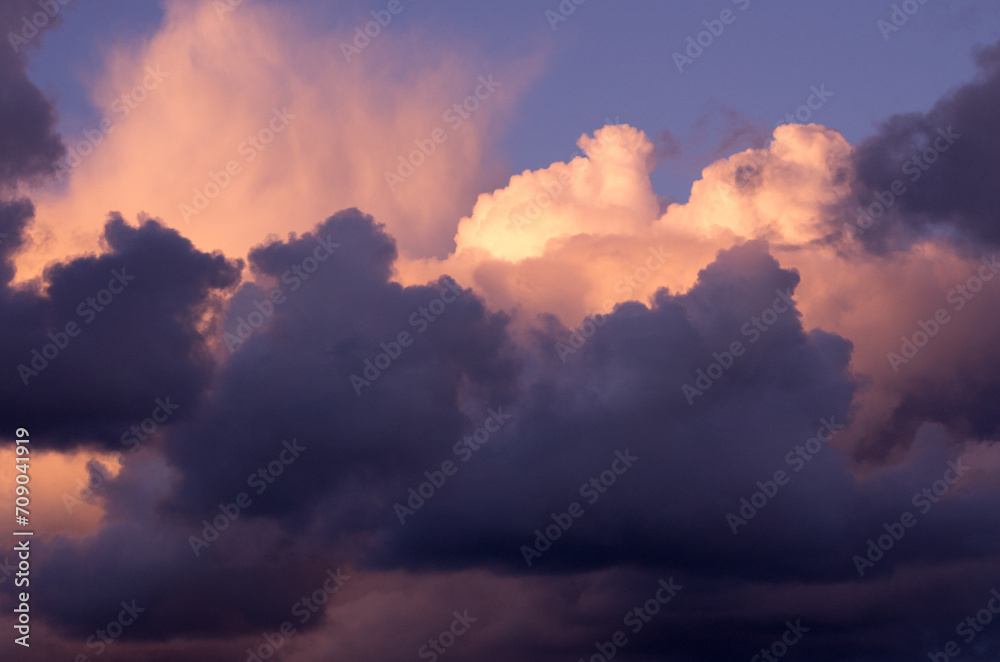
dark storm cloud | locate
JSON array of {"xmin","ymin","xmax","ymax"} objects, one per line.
[
  {"xmin": 0, "ymin": 214, "xmax": 242, "ymax": 446},
  {"xmin": 0, "ymin": 7, "xmax": 997, "ymax": 662},
  {"xmin": 30, "ymin": 232, "xmax": 854, "ymax": 637},
  {"xmin": 374, "ymin": 240, "xmax": 863, "ymax": 577},
  {"xmin": 0, "ymin": 0, "xmax": 67, "ymax": 189},
  {"xmin": 850, "ymin": 40, "xmax": 1000, "ymax": 250},
  {"xmin": 0, "ymin": 197, "xmax": 33, "ymax": 283},
  {"xmin": 833, "ymin": 38, "xmax": 1000, "ymax": 466},
  {"xmin": 163, "ymin": 209, "xmax": 521, "ymax": 520},
  {"xmin": 1, "ymin": 209, "xmax": 520, "ymax": 639},
  {"xmin": 13, "ymin": 213, "xmax": 1000, "ymax": 662},
  {"xmin": 26, "ymin": 515, "xmax": 346, "ymax": 641},
  {"xmin": 156, "ymin": 228, "xmax": 864, "ymax": 586},
  {"xmin": 866, "ymin": 354, "xmax": 1000, "ymax": 463}
]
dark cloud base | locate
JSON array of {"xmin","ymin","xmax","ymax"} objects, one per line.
[
  {"xmin": 1, "ymin": 19, "xmax": 1000, "ymax": 660},
  {"xmin": 1, "ymin": 209, "xmax": 997, "ymax": 662}
]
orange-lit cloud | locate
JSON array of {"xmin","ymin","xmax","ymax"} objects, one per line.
[
  {"xmin": 397, "ymin": 123, "xmax": 852, "ymax": 325},
  {"xmin": 19, "ymin": 0, "xmax": 537, "ymax": 283},
  {"xmin": 0, "ymin": 445, "xmax": 122, "ymax": 538},
  {"xmin": 395, "ymin": 120, "xmax": 1000, "ymax": 463},
  {"xmin": 11, "ymin": 1, "xmax": 1000, "ymax": 611}
]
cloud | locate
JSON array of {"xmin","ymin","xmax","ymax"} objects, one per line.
[
  {"xmin": 7, "ymin": 8, "xmax": 1000, "ymax": 658},
  {"xmin": 0, "ymin": 222, "xmax": 858, "ymax": 637},
  {"xmin": 852, "ymin": 40, "xmax": 1000, "ymax": 250},
  {"xmin": 162, "ymin": 209, "xmax": 521, "ymax": 525},
  {"xmin": 14, "ymin": 214, "xmax": 1000, "ymax": 662},
  {"xmin": 20, "ymin": 0, "xmax": 539, "ymax": 283},
  {"xmin": 0, "ymin": 0, "xmax": 66, "ymax": 191},
  {"xmin": 4, "ymin": 188, "xmax": 1000, "ymax": 661},
  {"xmin": 0, "ymin": 213, "xmax": 242, "ymax": 448}
]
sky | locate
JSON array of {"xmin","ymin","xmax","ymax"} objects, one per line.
[{"xmin": 1, "ymin": 1, "xmax": 1000, "ymax": 660}]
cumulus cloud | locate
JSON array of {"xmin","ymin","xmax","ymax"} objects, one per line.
[
  {"xmin": 398, "ymin": 121, "xmax": 854, "ymax": 330},
  {"xmin": 6, "ymin": 6, "xmax": 1000, "ymax": 659},
  {"xmin": 852, "ymin": 40, "xmax": 1000, "ymax": 250},
  {"xmin": 10, "ymin": 212, "xmax": 1000, "ymax": 662},
  {"xmin": 0, "ymin": 214, "xmax": 242, "ymax": 447},
  {"xmin": 19, "ymin": 0, "xmax": 538, "ymax": 282},
  {"xmin": 0, "ymin": 0, "xmax": 66, "ymax": 191}
]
